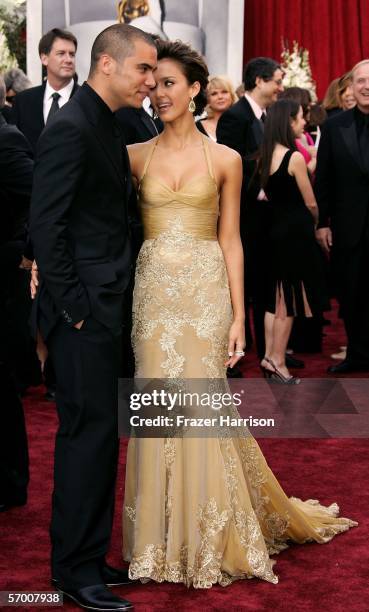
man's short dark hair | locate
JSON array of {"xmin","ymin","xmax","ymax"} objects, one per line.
[
  {"xmin": 38, "ymin": 28, "xmax": 77, "ymax": 57},
  {"xmin": 89, "ymin": 23, "xmax": 155, "ymax": 77},
  {"xmin": 243, "ymin": 57, "xmax": 281, "ymax": 91}
]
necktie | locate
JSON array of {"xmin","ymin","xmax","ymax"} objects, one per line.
[
  {"xmin": 46, "ymin": 92, "xmax": 61, "ymax": 124},
  {"xmin": 260, "ymin": 112, "xmax": 266, "ymax": 123}
]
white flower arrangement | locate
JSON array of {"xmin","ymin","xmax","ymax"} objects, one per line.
[
  {"xmin": 0, "ymin": 0, "xmax": 25, "ymax": 72},
  {"xmin": 281, "ymin": 40, "xmax": 317, "ymax": 101},
  {"xmin": 0, "ymin": 29, "xmax": 18, "ymax": 72}
]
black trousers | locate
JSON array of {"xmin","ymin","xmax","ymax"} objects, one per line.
[
  {"xmin": 0, "ymin": 279, "xmax": 29, "ymax": 508},
  {"xmin": 47, "ymin": 316, "xmax": 122, "ymax": 589},
  {"xmin": 0, "ymin": 362, "xmax": 29, "ymax": 506},
  {"xmin": 333, "ymin": 228, "xmax": 369, "ymax": 364}
]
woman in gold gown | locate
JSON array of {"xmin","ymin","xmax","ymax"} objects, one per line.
[{"xmin": 122, "ymin": 39, "xmax": 357, "ymax": 588}]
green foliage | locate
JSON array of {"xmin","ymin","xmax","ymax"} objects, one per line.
[{"xmin": 0, "ymin": 0, "xmax": 26, "ymax": 72}]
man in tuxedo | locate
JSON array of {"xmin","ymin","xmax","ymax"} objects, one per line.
[
  {"xmin": 0, "ymin": 75, "xmax": 33, "ymax": 513},
  {"xmin": 217, "ymin": 57, "xmax": 285, "ymax": 365},
  {"xmin": 11, "ymin": 28, "xmax": 79, "ymax": 153},
  {"xmin": 315, "ymin": 60, "xmax": 369, "ymax": 374},
  {"xmin": 30, "ymin": 24, "xmax": 156, "ymax": 611}
]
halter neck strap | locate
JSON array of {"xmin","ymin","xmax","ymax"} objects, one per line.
[
  {"xmin": 201, "ymin": 134, "xmax": 215, "ymax": 179},
  {"xmin": 140, "ymin": 137, "xmax": 159, "ymax": 182}
]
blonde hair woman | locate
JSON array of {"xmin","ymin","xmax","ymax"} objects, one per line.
[{"xmin": 198, "ymin": 75, "xmax": 236, "ymax": 141}]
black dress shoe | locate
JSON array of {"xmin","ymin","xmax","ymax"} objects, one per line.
[
  {"xmin": 285, "ymin": 354, "xmax": 305, "ymax": 369},
  {"xmin": 54, "ymin": 583, "xmax": 133, "ymax": 611},
  {"xmin": 327, "ymin": 359, "xmax": 369, "ymax": 374},
  {"xmin": 52, "ymin": 565, "xmax": 132, "ymax": 588},
  {"xmin": 227, "ymin": 365, "xmax": 243, "ymax": 378}
]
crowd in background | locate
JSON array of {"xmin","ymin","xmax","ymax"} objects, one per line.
[{"xmin": 1, "ymin": 26, "xmax": 369, "ymax": 511}]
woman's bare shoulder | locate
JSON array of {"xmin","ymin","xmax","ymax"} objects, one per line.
[
  {"xmin": 127, "ymin": 137, "xmax": 158, "ymax": 159},
  {"xmin": 210, "ymin": 140, "xmax": 242, "ymax": 175},
  {"xmin": 210, "ymin": 139, "xmax": 241, "ymax": 163},
  {"xmin": 289, "ymin": 150, "xmax": 306, "ymax": 167}
]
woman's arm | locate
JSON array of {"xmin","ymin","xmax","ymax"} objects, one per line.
[
  {"xmin": 127, "ymin": 140, "xmax": 156, "ymax": 186},
  {"xmin": 289, "ymin": 151, "xmax": 319, "ymax": 225},
  {"xmin": 127, "ymin": 144, "xmax": 142, "ymax": 188},
  {"xmin": 216, "ymin": 145, "xmax": 246, "ymax": 367}
]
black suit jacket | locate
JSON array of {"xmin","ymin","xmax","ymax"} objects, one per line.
[
  {"xmin": 30, "ymin": 83, "xmax": 133, "ymax": 340},
  {"xmin": 115, "ymin": 106, "xmax": 163, "ymax": 145},
  {"xmin": 315, "ymin": 109, "xmax": 369, "ymax": 249},
  {"xmin": 0, "ymin": 115, "xmax": 34, "ymax": 269},
  {"xmin": 216, "ymin": 96, "xmax": 263, "ymax": 199},
  {"xmin": 0, "ymin": 105, "xmax": 12, "ymax": 122},
  {"xmin": 11, "ymin": 80, "xmax": 79, "ymax": 153}
]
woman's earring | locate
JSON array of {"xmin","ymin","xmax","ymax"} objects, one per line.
[{"xmin": 188, "ymin": 97, "xmax": 196, "ymax": 113}]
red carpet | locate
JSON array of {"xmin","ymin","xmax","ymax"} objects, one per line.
[{"xmin": 1, "ymin": 303, "xmax": 368, "ymax": 611}]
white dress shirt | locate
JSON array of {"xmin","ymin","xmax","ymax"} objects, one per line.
[
  {"xmin": 43, "ymin": 79, "xmax": 75, "ymax": 124},
  {"xmin": 244, "ymin": 93, "xmax": 266, "ymax": 120}
]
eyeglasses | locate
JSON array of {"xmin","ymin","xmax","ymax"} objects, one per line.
[{"xmin": 265, "ymin": 78, "xmax": 284, "ymax": 86}]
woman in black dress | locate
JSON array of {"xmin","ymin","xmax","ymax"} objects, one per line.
[{"xmin": 259, "ymin": 99, "xmax": 327, "ymax": 383}]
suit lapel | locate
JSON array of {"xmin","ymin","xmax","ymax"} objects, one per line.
[
  {"xmin": 251, "ymin": 116, "xmax": 263, "ymax": 148},
  {"xmin": 241, "ymin": 97, "xmax": 264, "ymax": 149},
  {"xmin": 70, "ymin": 81, "xmax": 79, "ymax": 98},
  {"xmin": 139, "ymin": 109, "xmax": 158, "ymax": 137},
  {"xmin": 340, "ymin": 113, "xmax": 367, "ymax": 175},
  {"xmin": 36, "ymin": 83, "xmax": 46, "ymax": 129}
]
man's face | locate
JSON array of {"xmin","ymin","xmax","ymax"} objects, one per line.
[
  {"xmin": 112, "ymin": 40, "xmax": 157, "ymax": 108},
  {"xmin": 41, "ymin": 37, "xmax": 76, "ymax": 81},
  {"xmin": 259, "ymin": 68, "xmax": 284, "ymax": 106},
  {"xmin": 352, "ymin": 63, "xmax": 369, "ymax": 112}
]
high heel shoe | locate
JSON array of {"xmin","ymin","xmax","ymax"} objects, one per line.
[
  {"xmin": 260, "ymin": 364, "xmax": 273, "ymax": 379},
  {"xmin": 264, "ymin": 357, "xmax": 301, "ymax": 385}
]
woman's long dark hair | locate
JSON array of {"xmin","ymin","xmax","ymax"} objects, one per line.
[{"xmin": 259, "ymin": 99, "xmax": 300, "ymax": 189}]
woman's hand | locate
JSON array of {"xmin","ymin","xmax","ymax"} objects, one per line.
[
  {"xmin": 19, "ymin": 256, "xmax": 33, "ymax": 270},
  {"xmin": 225, "ymin": 319, "xmax": 246, "ymax": 368},
  {"xmin": 30, "ymin": 261, "xmax": 39, "ymax": 299}
]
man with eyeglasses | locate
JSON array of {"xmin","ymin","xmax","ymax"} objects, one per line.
[{"xmin": 217, "ymin": 57, "xmax": 290, "ymax": 372}]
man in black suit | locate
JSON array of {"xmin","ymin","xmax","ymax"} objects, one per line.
[
  {"xmin": 315, "ymin": 59, "xmax": 369, "ymax": 374},
  {"xmin": 12, "ymin": 28, "xmax": 79, "ymax": 399},
  {"xmin": 11, "ymin": 28, "xmax": 79, "ymax": 153},
  {"xmin": 0, "ymin": 75, "xmax": 33, "ymax": 512},
  {"xmin": 30, "ymin": 24, "xmax": 157, "ymax": 611},
  {"xmin": 217, "ymin": 57, "xmax": 284, "ymax": 364},
  {"xmin": 115, "ymin": 104, "xmax": 163, "ymax": 144}
]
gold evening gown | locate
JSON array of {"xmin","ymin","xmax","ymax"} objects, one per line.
[{"xmin": 122, "ymin": 135, "xmax": 357, "ymax": 587}]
